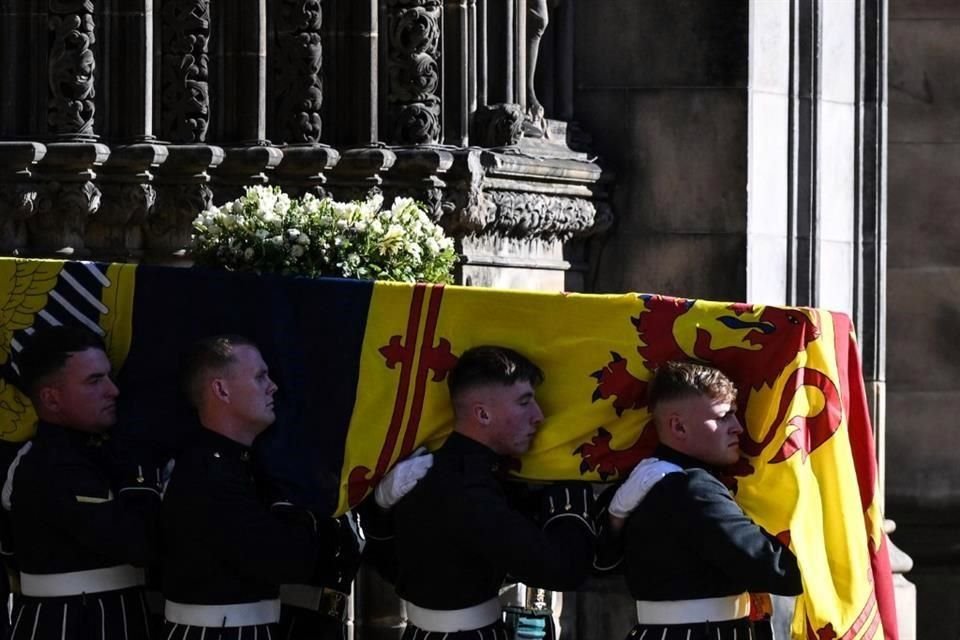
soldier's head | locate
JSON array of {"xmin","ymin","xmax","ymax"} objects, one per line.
[
  {"xmin": 181, "ymin": 335, "xmax": 278, "ymax": 445},
  {"xmin": 648, "ymin": 360, "xmax": 742, "ymax": 466},
  {"xmin": 447, "ymin": 346, "xmax": 545, "ymax": 457},
  {"xmin": 18, "ymin": 326, "xmax": 118, "ymax": 433}
]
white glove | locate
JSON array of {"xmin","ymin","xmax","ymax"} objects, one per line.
[
  {"xmin": 608, "ymin": 457, "xmax": 682, "ymax": 519},
  {"xmin": 374, "ymin": 446, "xmax": 434, "ymax": 509}
]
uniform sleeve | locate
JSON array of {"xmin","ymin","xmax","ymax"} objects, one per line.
[
  {"xmin": 195, "ymin": 464, "xmax": 320, "ymax": 586},
  {"xmin": 356, "ymin": 498, "xmax": 399, "ymax": 585},
  {"xmin": 19, "ymin": 458, "xmax": 160, "ymax": 567},
  {"xmin": 671, "ymin": 472, "xmax": 803, "ymax": 596},
  {"xmin": 450, "ymin": 480, "xmax": 595, "ymax": 591}
]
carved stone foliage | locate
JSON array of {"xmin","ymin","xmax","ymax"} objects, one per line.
[
  {"xmin": 386, "ymin": 0, "xmax": 442, "ymax": 145},
  {"xmin": 486, "ymin": 190, "xmax": 598, "ymax": 240},
  {"xmin": 48, "ymin": 0, "xmax": 97, "ymax": 137},
  {"xmin": 273, "ymin": 0, "xmax": 323, "ymax": 143},
  {"xmin": 30, "ymin": 180, "xmax": 101, "ymax": 250},
  {"xmin": 160, "ymin": 0, "xmax": 211, "ymax": 143},
  {"xmin": 471, "ymin": 104, "xmax": 524, "ymax": 148},
  {"xmin": 147, "ymin": 184, "xmax": 212, "ymax": 253}
]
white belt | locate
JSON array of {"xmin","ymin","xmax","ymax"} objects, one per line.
[
  {"xmin": 636, "ymin": 593, "xmax": 751, "ymax": 625},
  {"xmin": 20, "ymin": 565, "xmax": 145, "ymax": 597},
  {"xmin": 164, "ymin": 599, "xmax": 281, "ymax": 627},
  {"xmin": 404, "ymin": 598, "xmax": 501, "ymax": 633}
]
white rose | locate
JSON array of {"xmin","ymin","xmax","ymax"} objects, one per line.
[
  {"xmin": 243, "ymin": 248, "xmax": 255, "ymax": 260},
  {"xmin": 290, "ymin": 244, "xmax": 305, "ymax": 258}
]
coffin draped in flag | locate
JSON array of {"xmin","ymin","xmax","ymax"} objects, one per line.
[{"xmin": 0, "ymin": 257, "xmax": 896, "ymax": 640}]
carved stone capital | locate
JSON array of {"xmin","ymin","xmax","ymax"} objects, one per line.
[
  {"xmin": 211, "ymin": 145, "xmax": 284, "ymax": 203},
  {"xmin": 29, "ymin": 180, "xmax": 102, "ymax": 254},
  {"xmin": 471, "ymin": 104, "xmax": 524, "ymax": 148},
  {"xmin": 146, "ymin": 183, "xmax": 213, "ymax": 258},
  {"xmin": 327, "ymin": 146, "xmax": 398, "ymax": 202},
  {"xmin": 272, "ymin": 143, "xmax": 340, "ymax": 199}
]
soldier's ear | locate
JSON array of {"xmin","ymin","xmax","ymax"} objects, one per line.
[
  {"xmin": 666, "ymin": 412, "xmax": 686, "ymax": 440},
  {"xmin": 38, "ymin": 385, "xmax": 59, "ymax": 413},
  {"xmin": 473, "ymin": 402, "xmax": 491, "ymax": 425},
  {"xmin": 211, "ymin": 378, "xmax": 229, "ymax": 402}
]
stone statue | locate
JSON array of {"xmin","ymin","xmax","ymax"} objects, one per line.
[{"xmin": 525, "ymin": 0, "xmax": 559, "ymax": 137}]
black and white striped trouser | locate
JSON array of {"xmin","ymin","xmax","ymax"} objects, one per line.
[
  {"xmin": 402, "ymin": 620, "xmax": 510, "ymax": 640},
  {"xmin": 161, "ymin": 622, "xmax": 278, "ymax": 640},
  {"xmin": 10, "ymin": 587, "xmax": 154, "ymax": 640},
  {"xmin": 625, "ymin": 617, "xmax": 768, "ymax": 640}
]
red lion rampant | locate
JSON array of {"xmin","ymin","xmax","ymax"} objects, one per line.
[{"xmin": 576, "ymin": 295, "xmax": 843, "ymax": 480}]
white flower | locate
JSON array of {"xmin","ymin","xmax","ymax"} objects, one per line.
[
  {"xmin": 269, "ymin": 235, "xmax": 284, "ymax": 247},
  {"xmin": 243, "ymin": 248, "xmax": 255, "ymax": 260},
  {"xmin": 290, "ymin": 244, "xmax": 305, "ymax": 258}
]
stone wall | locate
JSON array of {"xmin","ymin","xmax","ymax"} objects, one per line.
[{"xmin": 888, "ymin": 0, "xmax": 960, "ymax": 638}]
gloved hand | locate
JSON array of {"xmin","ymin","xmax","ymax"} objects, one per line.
[
  {"xmin": 607, "ymin": 457, "xmax": 682, "ymax": 519},
  {"xmin": 374, "ymin": 446, "xmax": 433, "ymax": 509}
]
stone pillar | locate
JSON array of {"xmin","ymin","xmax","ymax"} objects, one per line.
[
  {"xmin": 0, "ymin": 143, "xmax": 47, "ymax": 253},
  {"xmin": 99, "ymin": 0, "xmax": 156, "ymax": 143},
  {"xmin": 443, "ymin": 0, "xmax": 471, "ymax": 146},
  {"xmin": 384, "ymin": 0, "xmax": 443, "ymax": 145},
  {"xmin": 323, "ymin": 0, "xmax": 379, "ymax": 146},
  {"xmin": 268, "ymin": 0, "xmax": 324, "ymax": 145},
  {"xmin": 0, "ymin": 1, "xmax": 49, "ymax": 139}
]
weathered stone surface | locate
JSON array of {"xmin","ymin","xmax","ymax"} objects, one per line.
[
  {"xmin": 593, "ymin": 232, "xmax": 747, "ymax": 302},
  {"xmin": 888, "ymin": 143, "xmax": 960, "ymax": 268},
  {"xmin": 573, "ymin": 0, "xmax": 749, "ymax": 89},
  {"xmin": 891, "ymin": 0, "xmax": 960, "ymax": 19},
  {"xmin": 890, "ymin": 20, "xmax": 960, "ymax": 143}
]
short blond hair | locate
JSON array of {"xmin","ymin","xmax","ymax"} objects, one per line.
[{"xmin": 647, "ymin": 361, "xmax": 737, "ymax": 411}]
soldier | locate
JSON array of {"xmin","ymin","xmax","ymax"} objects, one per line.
[
  {"xmin": 601, "ymin": 361, "xmax": 803, "ymax": 640},
  {"xmin": 161, "ymin": 335, "xmax": 341, "ymax": 640},
  {"xmin": 365, "ymin": 345, "xmax": 597, "ymax": 639},
  {"xmin": 3, "ymin": 326, "xmax": 161, "ymax": 640}
]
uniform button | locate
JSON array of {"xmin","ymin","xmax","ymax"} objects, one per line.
[{"xmin": 213, "ymin": 452, "xmax": 221, "ymax": 458}]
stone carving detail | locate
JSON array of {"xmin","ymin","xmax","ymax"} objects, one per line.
[
  {"xmin": 442, "ymin": 152, "xmax": 494, "ymax": 235},
  {"xmin": 30, "ymin": 181, "xmax": 102, "ymax": 250},
  {"xmin": 48, "ymin": 0, "xmax": 97, "ymax": 137},
  {"xmin": 160, "ymin": 0, "xmax": 211, "ymax": 143},
  {"xmin": 386, "ymin": 0, "xmax": 442, "ymax": 145},
  {"xmin": 471, "ymin": 104, "xmax": 524, "ymax": 148},
  {"xmin": 0, "ymin": 184, "xmax": 40, "ymax": 250},
  {"xmin": 486, "ymin": 190, "xmax": 597, "ymax": 240},
  {"xmin": 147, "ymin": 184, "xmax": 213, "ymax": 254},
  {"xmin": 273, "ymin": 0, "xmax": 324, "ymax": 143},
  {"xmin": 87, "ymin": 184, "xmax": 156, "ymax": 251}
]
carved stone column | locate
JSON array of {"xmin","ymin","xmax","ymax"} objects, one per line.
[
  {"xmin": 272, "ymin": 144, "xmax": 340, "ymax": 200},
  {"xmin": 48, "ymin": 0, "xmax": 98, "ymax": 141},
  {"xmin": 159, "ymin": 0, "xmax": 211, "ymax": 144},
  {"xmin": 384, "ymin": 0, "xmax": 442, "ymax": 145},
  {"xmin": 269, "ymin": 0, "xmax": 324, "ymax": 144},
  {"xmin": 0, "ymin": 143, "xmax": 47, "ymax": 253},
  {"xmin": 443, "ymin": 0, "xmax": 471, "ymax": 145}
]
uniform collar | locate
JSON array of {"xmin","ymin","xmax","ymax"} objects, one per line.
[
  {"xmin": 441, "ymin": 431, "xmax": 502, "ymax": 466},
  {"xmin": 35, "ymin": 420, "xmax": 109, "ymax": 449},
  {"xmin": 193, "ymin": 426, "xmax": 253, "ymax": 463},
  {"xmin": 653, "ymin": 443, "xmax": 722, "ymax": 475}
]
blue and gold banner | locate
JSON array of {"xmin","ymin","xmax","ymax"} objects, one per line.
[{"xmin": 0, "ymin": 258, "xmax": 896, "ymax": 640}]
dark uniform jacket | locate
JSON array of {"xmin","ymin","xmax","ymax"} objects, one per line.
[
  {"xmin": 384, "ymin": 432, "xmax": 595, "ymax": 610},
  {"xmin": 617, "ymin": 444, "xmax": 803, "ymax": 601},
  {"xmin": 8, "ymin": 421, "xmax": 159, "ymax": 574},
  {"xmin": 162, "ymin": 427, "xmax": 322, "ymax": 605}
]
